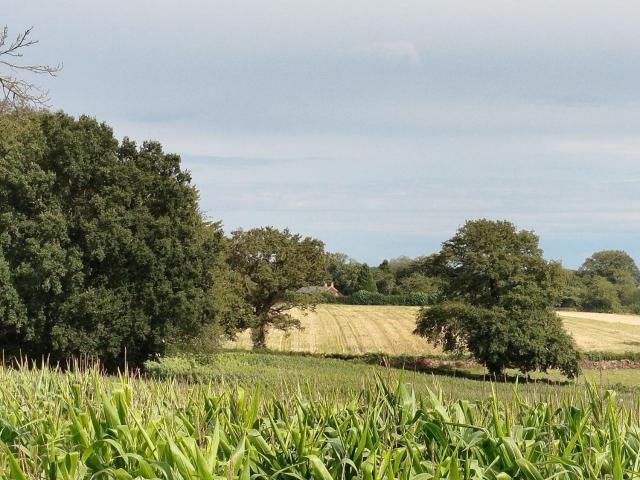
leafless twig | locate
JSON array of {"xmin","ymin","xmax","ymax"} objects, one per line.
[{"xmin": 0, "ymin": 26, "xmax": 62, "ymax": 109}]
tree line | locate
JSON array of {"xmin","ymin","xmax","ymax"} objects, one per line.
[
  {"xmin": 1, "ymin": 109, "xmax": 638, "ymax": 377},
  {"xmin": 327, "ymin": 250, "xmax": 640, "ymax": 314},
  {"xmin": 560, "ymin": 251, "xmax": 640, "ymax": 313}
]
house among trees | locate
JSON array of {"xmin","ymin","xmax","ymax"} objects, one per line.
[{"xmin": 297, "ymin": 281, "xmax": 342, "ymax": 296}]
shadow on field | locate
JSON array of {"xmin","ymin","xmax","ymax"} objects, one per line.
[{"xmin": 377, "ymin": 357, "xmax": 573, "ymax": 386}]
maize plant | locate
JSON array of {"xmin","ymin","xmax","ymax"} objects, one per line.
[{"xmin": 0, "ymin": 364, "xmax": 639, "ymax": 479}]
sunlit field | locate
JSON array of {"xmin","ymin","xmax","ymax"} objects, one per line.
[{"xmin": 226, "ymin": 304, "xmax": 640, "ymax": 356}]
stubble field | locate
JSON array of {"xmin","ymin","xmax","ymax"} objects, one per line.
[{"xmin": 226, "ymin": 304, "xmax": 640, "ymax": 355}]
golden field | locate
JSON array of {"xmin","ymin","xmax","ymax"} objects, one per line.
[{"xmin": 226, "ymin": 304, "xmax": 640, "ymax": 355}]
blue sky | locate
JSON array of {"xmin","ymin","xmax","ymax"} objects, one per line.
[{"xmin": 5, "ymin": 1, "xmax": 640, "ymax": 267}]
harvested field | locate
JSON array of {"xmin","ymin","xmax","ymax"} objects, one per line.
[
  {"xmin": 560, "ymin": 316, "xmax": 640, "ymax": 353},
  {"xmin": 226, "ymin": 305, "xmax": 640, "ymax": 355},
  {"xmin": 558, "ymin": 310, "xmax": 640, "ymax": 326},
  {"xmin": 227, "ymin": 305, "xmax": 436, "ymax": 355}
]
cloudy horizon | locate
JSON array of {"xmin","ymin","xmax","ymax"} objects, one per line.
[{"xmin": 5, "ymin": 0, "xmax": 640, "ymax": 267}]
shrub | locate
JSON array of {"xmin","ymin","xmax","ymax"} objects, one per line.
[{"xmin": 318, "ymin": 290, "xmax": 434, "ymax": 306}]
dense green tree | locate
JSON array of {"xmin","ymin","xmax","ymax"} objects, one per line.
[
  {"xmin": 558, "ymin": 269, "xmax": 588, "ymax": 309},
  {"xmin": 396, "ymin": 272, "xmax": 444, "ymax": 299},
  {"xmin": 580, "ymin": 276, "xmax": 621, "ymax": 313},
  {"xmin": 0, "ymin": 110, "xmax": 228, "ymax": 366},
  {"xmin": 578, "ymin": 250, "xmax": 640, "ymax": 312},
  {"xmin": 356, "ymin": 264, "xmax": 378, "ymax": 293},
  {"xmin": 228, "ymin": 227, "xmax": 326, "ymax": 349},
  {"xmin": 617, "ymin": 280, "xmax": 640, "ymax": 310},
  {"xmin": 326, "ymin": 253, "xmax": 364, "ymax": 295},
  {"xmin": 374, "ymin": 259, "xmax": 397, "ymax": 294},
  {"xmin": 414, "ymin": 219, "xmax": 579, "ymax": 377},
  {"xmin": 385, "ymin": 256, "xmax": 415, "ymax": 279},
  {"xmin": 373, "ymin": 255, "xmax": 444, "ymax": 297},
  {"xmin": 395, "ymin": 255, "xmax": 439, "ymax": 280},
  {"xmin": 579, "ymin": 250, "xmax": 640, "ymax": 284}
]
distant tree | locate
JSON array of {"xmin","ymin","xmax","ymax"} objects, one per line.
[
  {"xmin": 386, "ymin": 256, "xmax": 415, "ymax": 279},
  {"xmin": 356, "ymin": 264, "xmax": 378, "ymax": 293},
  {"xmin": 228, "ymin": 227, "xmax": 326, "ymax": 349},
  {"xmin": 326, "ymin": 253, "xmax": 362, "ymax": 295},
  {"xmin": 396, "ymin": 272, "xmax": 444, "ymax": 299},
  {"xmin": 558, "ymin": 269, "xmax": 587, "ymax": 309},
  {"xmin": 0, "ymin": 111, "xmax": 225, "ymax": 366},
  {"xmin": 579, "ymin": 250, "xmax": 640, "ymax": 285},
  {"xmin": 621, "ymin": 286, "xmax": 640, "ymax": 314},
  {"xmin": 414, "ymin": 219, "xmax": 579, "ymax": 377},
  {"xmin": 372, "ymin": 256, "xmax": 443, "ymax": 296},
  {"xmin": 374, "ymin": 259, "xmax": 396, "ymax": 294},
  {"xmin": 579, "ymin": 250, "xmax": 640, "ymax": 312},
  {"xmin": 580, "ymin": 276, "xmax": 621, "ymax": 313},
  {"xmin": 0, "ymin": 26, "xmax": 61, "ymax": 109}
]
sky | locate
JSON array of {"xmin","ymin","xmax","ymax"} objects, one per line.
[{"xmin": 5, "ymin": 1, "xmax": 640, "ymax": 267}]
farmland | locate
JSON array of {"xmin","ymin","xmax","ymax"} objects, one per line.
[
  {"xmin": 3, "ymin": 357, "xmax": 640, "ymax": 479},
  {"xmin": 226, "ymin": 304, "xmax": 640, "ymax": 356}
]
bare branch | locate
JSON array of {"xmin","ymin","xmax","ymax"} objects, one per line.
[{"xmin": 0, "ymin": 26, "xmax": 62, "ymax": 109}]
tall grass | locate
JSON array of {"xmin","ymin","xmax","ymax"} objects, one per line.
[{"xmin": 1, "ymin": 361, "xmax": 640, "ymax": 479}]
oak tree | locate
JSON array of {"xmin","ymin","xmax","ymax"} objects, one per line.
[
  {"xmin": 228, "ymin": 227, "xmax": 326, "ymax": 348},
  {"xmin": 414, "ymin": 219, "xmax": 579, "ymax": 377},
  {"xmin": 0, "ymin": 110, "xmax": 227, "ymax": 366}
]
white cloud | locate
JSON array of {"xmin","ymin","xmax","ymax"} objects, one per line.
[{"xmin": 354, "ymin": 41, "xmax": 420, "ymax": 65}]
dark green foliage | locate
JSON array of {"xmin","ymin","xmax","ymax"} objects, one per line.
[
  {"xmin": 580, "ymin": 250, "xmax": 640, "ymax": 284},
  {"xmin": 433, "ymin": 220, "xmax": 564, "ymax": 309},
  {"xmin": 374, "ymin": 259, "xmax": 396, "ymax": 294},
  {"xmin": 415, "ymin": 219, "xmax": 580, "ymax": 377},
  {"xmin": 373, "ymin": 256, "xmax": 444, "ymax": 299},
  {"xmin": 558, "ymin": 269, "xmax": 588, "ymax": 309},
  {"xmin": 578, "ymin": 250, "xmax": 640, "ymax": 313},
  {"xmin": 416, "ymin": 302, "xmax": 579, "ymax": 377},
  {"xmin": 0, "ymin": 110, "xmax": 226, "ymax": 366},
  {"xmin": 558, "ymin": 250, "xmax": 640, "ymax": 313},
  {"xmin": 325, "ymin": 252, "xmax": 364, "ymax": 295},
  {"xmin": 396, "ymin": 272, "xmax": 444, "ymax": 298},
  {"xmin": 319, "ymin": 290, "xmax": 435, "ymax": 306},
  {"xmin": 356, "ymin": 264, "xmax": 378, "ymax": 292},
  {"xmin": 228, "ymin": 227, "xmax": 326, "ymax": 348},
  {"xmin": 580, "ymin": 276, "xmax": 622, "ymax": 313},
  {"xmin": 580, "ymin": 350, "xmax": 640, "ymax": 361},
  {"xmin": 327, "ymin": 254, "xmax": 443, "ymax": 299}
]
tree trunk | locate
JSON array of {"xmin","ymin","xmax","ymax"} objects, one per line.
[
  {"xmin": 251, "ymin": 323, "xmax": 268, "ymax": 350},
  {"xmin": 487, "ymin": 363, "xmax": 503, "ymax": 379}
]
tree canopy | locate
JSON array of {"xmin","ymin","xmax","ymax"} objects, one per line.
[
  {"xmin": 559, "ymin": 250, "xmax": 640, "ymax": 314},
  {"xmin": 325, "ymin": 253, "xmax": 379, "ymax": 295},
  {"xmin": 228, "ymin": 227, "xmax": 326, "ymax": 348},
  {"xmin": 0, "ymin": 110, "xmax": 227, "ymax": 366},
  {"xmin": 580, "ymin": 250, "xmax": 640, "ymax": 285},
  {"xmin": 414, "ymin": 219, "xmax": 579, "ymax": 377}
]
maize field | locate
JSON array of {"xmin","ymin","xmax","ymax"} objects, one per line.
[{"xmin": 1, "ymin": 364, "xmax": 639, "ymax": 479}]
